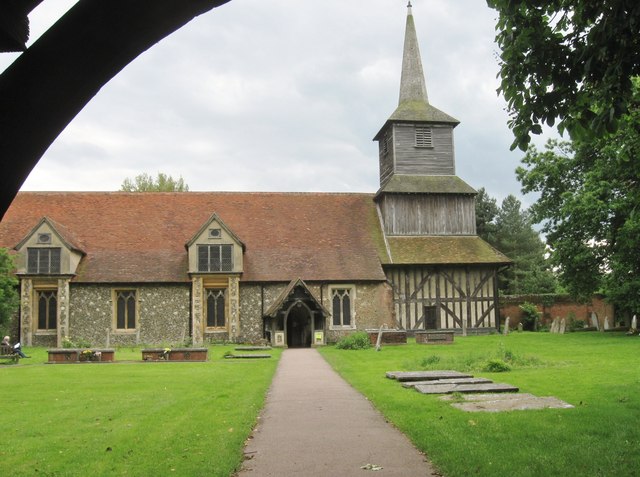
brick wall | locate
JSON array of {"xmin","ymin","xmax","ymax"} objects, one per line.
[{"xmin": 499, "ymin": 294, "xmax": 617, "ymax": 329}]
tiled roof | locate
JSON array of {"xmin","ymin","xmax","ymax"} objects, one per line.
[
  {"xmin": 0, "ymin": 192, "xmax": 388, "ymax": 283},
  {"xmin": 383, "ymin": 236, "xmax": 511, "ymax": 265}
]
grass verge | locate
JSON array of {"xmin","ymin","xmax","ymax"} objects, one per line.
[
  {"xmin": 0, "ymin": 345, "xmax": 280, "ymax": 476},
  {"xmin": 320, "ymin": 332, "xmax": 640, "ymax": 477}
]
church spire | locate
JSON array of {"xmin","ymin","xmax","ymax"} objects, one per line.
[
  {"xmin": 380, "ymin": 3, "xmax": 458, "ymax": 125},
  {"xmin": 399, "ymin": 2, "xmax": 429, "ymax": 106}
]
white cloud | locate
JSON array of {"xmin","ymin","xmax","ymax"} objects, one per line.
[{"xmin": 1, "ymin": 0, "xmax": 551, "ymax": 203}]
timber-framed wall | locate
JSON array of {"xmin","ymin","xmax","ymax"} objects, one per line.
[{"xmin": 386, "ymin": 265, "xmax": 499, "ymax": 332}]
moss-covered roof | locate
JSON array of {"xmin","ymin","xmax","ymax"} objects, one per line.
[
  {"xmin": 382, "ymin": 236, "xmax": 511, "ymax": 265},
  {"xmin": 376, "ymin": 175, "xmax": 477, "ymax": 196},
  {"xmin": 390, "ymin": 100, "xmax": 459, "ymax": 124}
]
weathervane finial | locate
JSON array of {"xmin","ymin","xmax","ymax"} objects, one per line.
[{"xmin": 407, "ymin": 1, "xmax": 412, "ymax": 7}]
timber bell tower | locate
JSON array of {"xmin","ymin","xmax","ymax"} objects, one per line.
[{"xmin": 373, "ymin": 2, "xmax": 477, "ymax": 237}]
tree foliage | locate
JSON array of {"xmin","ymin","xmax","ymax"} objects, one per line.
[
  {"xmin": 476, "ymin": 189, "xmax": 558, "ymax": 295},
  {"xmin": 0, "ymin": 248, "xmax": 19, "ymax": 329},
  {"xmin": 517, "ymin": 84, "xmax": 640, "ymax": 312},
  {"xmin": 487, "ymin": 0, "xmax": 640, "ymax": 150},
  {"xmin": 120, "ymin": 172, "xmax": 190, "ymax": 192}
]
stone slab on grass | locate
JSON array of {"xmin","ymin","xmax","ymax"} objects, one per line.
[
  {"xmin": 402, "ymin": 377, "xmax": 493, "ymax": 388},
  {"xmin": 235, "ymin": 346, "xmax": 272, "ymax": 351},
  {"xmin": 225, "ymin": 354, "xmax": 271, "ymax": 359},
  {"xmin": 386, "ymin": 370, "xmax": 472, "ymax": 381},
  {"xmin": 415, "ymin": 382, "xmax": 519, "ymax": 395},
  {"xmin": 441, "ymin": 393, "xmax": 574, "ymax": 412}
]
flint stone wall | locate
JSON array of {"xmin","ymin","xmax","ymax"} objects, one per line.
[
  {"xmin": 238, "ymin": 281, "xmax": 393, "ymax": 344},
  {"xmin": 69, "ymin": 284, "xmax": 190, "ymax": 347}
]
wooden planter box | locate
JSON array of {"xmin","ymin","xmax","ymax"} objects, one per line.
[
  {"xmin": 48, "ymin": 348, "xmax": 115, "ymax": 363},
  {"xmin": 141, "ymin": 348, "xmax": 208, "ymax": 362},
  {"xmin": 366, "ymin": 330, "xmax": 407, "ymax": 345},
  {"xmin": 415, "ymin": 330, "xmax": 455, "ymax": 345}
]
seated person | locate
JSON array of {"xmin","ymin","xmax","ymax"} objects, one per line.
[{"xmin": 2, "ymin": 336, "xmax": 29, "ymax": 358}]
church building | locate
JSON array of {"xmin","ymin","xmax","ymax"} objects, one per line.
[{"xmin": 0, "ymin": 5, "xmax": 509, "ymax": 348}]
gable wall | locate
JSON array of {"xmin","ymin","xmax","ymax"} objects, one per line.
[{"xmin": 14, "ymin": 221, "xmax": 83, "ymax": 275}]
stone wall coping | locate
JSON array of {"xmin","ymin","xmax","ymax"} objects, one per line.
[
  {"xmin": 141, "ymin": 347, "xmax": 208, "ymax": 352},
  {"xmin": 48, "ymin": 348, "xmax": 115, "ymax": 353},
  {"xmin": 414, "ymin": 330, "xmax": 454, "ymax": 334}
]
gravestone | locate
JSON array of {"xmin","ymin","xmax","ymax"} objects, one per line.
[
  {"xmin": 559, "ymin": 318, "xmax": 566, "ymax": 334},
  {"xmin": 603, "ymin": 317, "xmax": 610, "ymax": 330},
  {"xmin": 631, "ymin": 315, "xmax": 637, "ymax": 333},
  {"xmin": 517, "ymin": 323, "xmax": 523, "ymax": 332},
  {"xmin": 503, "ymin": 316, "xmax": 510, "ymax": 335},
  {"xmin": 550, "ymin": 317, "xmax": 559, "ymax": 334},
  {"xmin": 591, "ymin": 312, "xmax": 599, "ymax": 330}
]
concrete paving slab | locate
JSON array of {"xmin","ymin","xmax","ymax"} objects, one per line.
[
  {"xmin": 386, "ymin": 370, "xmax": 472, "ymax": 381},
  {"xmin": 236, "ymin": 349, "xmax": 439, "ymax": 476},
  {"xmin": 414, "ymin": 382, "xmax": 519, "ymax": 395},
  {"xmin": 402, "ymin": 377, "xmax": 492, "ymax": 388},
  {"xmin": 441, "ymin": 393, "xmax": 574, "ymax": 412}
]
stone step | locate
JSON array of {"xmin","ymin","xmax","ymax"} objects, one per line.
[
  {"xmin": 386, "ymin": 370, "xmax": 473, "ymax": 382},
  {"xmin": 402, "ymin": 377, "xmax": 493, "ymax": 388},
  {"xmin": 414, "ymin": 382, "xmax": 519, "ymax": 395}
]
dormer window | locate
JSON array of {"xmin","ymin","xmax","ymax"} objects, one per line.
[
  {"xmin": 415, "ymin": 126, "xmax": 433, "ymax": 148},
  {"xmin": 27, "ymin": 248, "xmax": 61, "ymax": 274},
  {"xmin": 198, "ymin": 244, "xmax": 233, "ymax": 272}
]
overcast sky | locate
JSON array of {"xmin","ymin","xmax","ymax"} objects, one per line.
[{"xmin": 1, "ymin": 0, "xmax": 554, "ymax": 206}]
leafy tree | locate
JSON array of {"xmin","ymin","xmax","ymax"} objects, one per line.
[
  {"xmin": 120, "ymin": 172, "xmax": 190, "ymax": 192},
  {"xmin": 517, "ymin": 84, "xmax": 640, "ymax": 312},
  {"xmin": 476, "ymin": 192, "xmax": 558, "ymax": 295},
  {"xmin": 0, "ymin": 248, "xmax": 19, "ymax": 330},
  {"xmin": 487, "ymin": 0, "xmax": 640, "ymax": 150}
]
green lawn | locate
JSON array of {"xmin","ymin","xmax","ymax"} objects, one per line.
[
  {"xmin": 320, "ymin": 332, "xmax": 640, "ymax": 477},
  {"xmin": 0, "ymin": 346, "xmax": 280, "ymax": 476}
]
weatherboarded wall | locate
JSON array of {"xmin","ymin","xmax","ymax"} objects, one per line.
[{"xmin": 378, "ymin": 194, "xmax": 476, "ymax": 235}]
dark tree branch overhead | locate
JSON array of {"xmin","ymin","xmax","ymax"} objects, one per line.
[
  {"xmin": 487, "ymin": 0, "xmax": 640, "ymax": 151},
  {"xmin": 0, "ymin": 0, "xmax": 231, "ymax": 219}
]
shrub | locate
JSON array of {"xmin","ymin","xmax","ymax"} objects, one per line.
[
  {"xmin": 62, "ymin": 337, "xmax": 92, "ymax": 348},
  {"xmin": 519, "ymin": 302, "xmax": 540, "ymax": 331},
  {"xmin": 335, "ymin": 331, "xmax": 371, "ymax": 350},
  {"xmin": 569, "ymin": 317, "xmax": 586, "ymax": 331},
  {"xmin": 483, "ymin": 358, "xmax": 511, "ymax": 373}
]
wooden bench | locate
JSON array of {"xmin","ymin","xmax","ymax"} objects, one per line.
[{"xmin": 0, "ymin": 344, "xmax": 20, "ymax": 364}]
